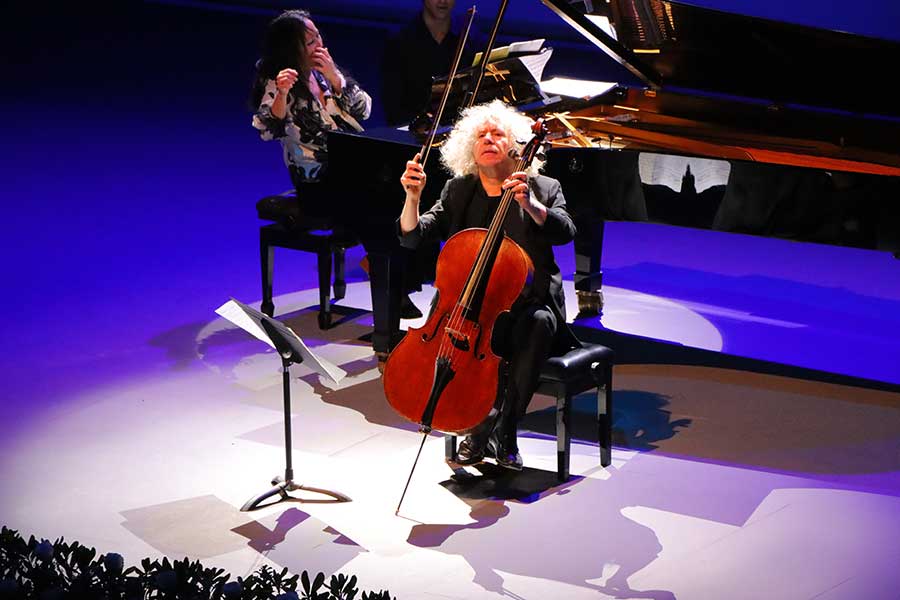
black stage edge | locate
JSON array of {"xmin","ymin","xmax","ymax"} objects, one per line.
[{"xmin": 573, "ymin": 324, "xmax": 900, "ymax": 395}]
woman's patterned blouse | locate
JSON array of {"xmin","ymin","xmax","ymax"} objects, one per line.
[{"xmin": 252, "ymin": 70, "xmax": 372, "ymax": 182}]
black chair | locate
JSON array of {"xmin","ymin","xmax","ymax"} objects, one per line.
[
  {"xmin": 445, "ymin": 342, "xmax": 614, "ymax": 481},
  {"xmin": 257, "ymin": 191, "xmax": 358, "ymax": 329}
]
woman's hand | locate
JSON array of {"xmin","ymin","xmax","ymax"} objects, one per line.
[
  {"xmin": 311, "ymin": 47, "xmax": 341, "ymax": 93},
  {"xmin": 275, "ymin": 68, "xmax": 299, "ymax": 95}
]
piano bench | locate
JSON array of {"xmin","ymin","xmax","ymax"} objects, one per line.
[
  {"xmin": 258, "ymin": 192, "xmax": 358, "ymax": 329},
  {"xmin": 444, "ymin": 342, "xmax": 614, "ymax": 481}
]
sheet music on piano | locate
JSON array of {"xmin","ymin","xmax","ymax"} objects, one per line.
[
  {"xmin": 472, "ymin": 38, "xmax": 546, "ymax": 66},
  {"xmin": 471, "ymin": 38, "xmax": 553, "ymax": 89},
  {"xmin": 412, "ymin": 43, "xmax": 554, "ymax": 133},
  {"xmin": 518, "ymin": 50, "xmax": 553, "ymax": 87},
  {"xmin": 539, "ymin": 77, "xmax": 617, "ymax": 100}
]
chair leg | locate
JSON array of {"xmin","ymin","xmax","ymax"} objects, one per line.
[
  {"xmin": 444, "ymin": 434, "xmax": 457, "ymax": 462},
  {"xmin": 317, "ymin": 248, "xmax": 333, "ymax": 329},
  {"xmin": 260, "ymin": 237, "xmax": 275, "ymax": 317},
  {"xmin": 556, "ymin": 384, "xmax": 571, "ymax": 482},
  {"xmin": 333, "ymin": 246, "xmax": 346, "ymax": 300},
  {"xmin": 599, "ymin": 367, "xmax": 612, "ymax": 467}
]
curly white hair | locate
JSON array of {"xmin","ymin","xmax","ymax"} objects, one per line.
[{"xmin": 439, "ymin": 99, "xmax": 543, "ymax": 177}]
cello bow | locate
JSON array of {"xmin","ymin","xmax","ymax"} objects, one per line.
[
  {"xmin": 417, "ymin": 5, "xmax": 477, "ymax": 167},
  {"xmin": 463, "ymin": 0, "xmax": 509, "ymax": 110}
]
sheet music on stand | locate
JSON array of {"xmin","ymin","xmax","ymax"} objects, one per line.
[{"xmin": 215, "ymin": 298, "xmax": 346, "ymax": 385}]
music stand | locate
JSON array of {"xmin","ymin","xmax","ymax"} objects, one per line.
[{"xmin": 215, "ymin": 298, "xmax": 351, "ymax": 511}]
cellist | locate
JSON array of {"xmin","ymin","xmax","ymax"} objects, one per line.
[{"xmin": 398, "ymin": 99, "xmax": 577, "ymax": 471}]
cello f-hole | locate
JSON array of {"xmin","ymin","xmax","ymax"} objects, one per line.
[
  {"xmin": 471, "ymin": 321, "xmax": 487, "ymax": 360},
  {"xmin": 422, "ymin": 312, "xmax": 449, "ymax": 342}
]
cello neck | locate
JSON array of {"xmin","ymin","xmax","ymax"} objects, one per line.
[{"xmin": 458, "ymin": 126, "xmax": 545, "ymax": 311}]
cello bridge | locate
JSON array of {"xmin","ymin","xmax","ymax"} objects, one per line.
[{"xmin": 444, "ymin": 327, "xmax": 471, "ymax": 352}]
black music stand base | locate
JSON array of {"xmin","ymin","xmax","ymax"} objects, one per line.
[{"xmin": 241, "ymin": 475, "xmax": 350, "ymax": 512}]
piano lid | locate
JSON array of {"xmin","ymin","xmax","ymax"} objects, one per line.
[{"xmin": 540, "ymin": 0, "xmax": 900, "ymax": 119}]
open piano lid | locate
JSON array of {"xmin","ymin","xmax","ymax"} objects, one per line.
[{"xmin": 540, "ymin": 0, "xmax": 900, "ymax": 119}]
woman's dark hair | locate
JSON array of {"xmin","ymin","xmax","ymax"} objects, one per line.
[{"xmin": 250, "ymin": 9, "xmax": 312, "ymax": 108}]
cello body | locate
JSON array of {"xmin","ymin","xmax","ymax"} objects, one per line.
[{"xmin": 382, "ymin": 227, "xmax": 533, "ymax": 434}]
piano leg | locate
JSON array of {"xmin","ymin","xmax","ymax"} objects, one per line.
[
  {"xmin": 333, "ymin": 247, "xmax": 347, "ymax": 300},
  {"xmin": 261, "ymin": 238, "xmax": 275, "ymax": 317},
  {"xmin": 364, "ymin": 244, "xmax": 405, "ymax": 368},
  {"xmin": 574, "ymin": 218, "xmax": 605, "ymax": 315},
  {"xmin": 547, "ymin": 148, "xmax": 641, "ymax": 316},
  {"xmin": 316, "ymin": 246, "xmax": 333, "ymax": 329}
]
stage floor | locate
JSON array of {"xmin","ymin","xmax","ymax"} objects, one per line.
[
  {"xmin": 571, "ymin": 221, "xmax": 900, "ymax": 387},
  {"xmin": 2, "ymin": 3, "xmax": 899, "ymax": 597},
  {"xmin": 2, "ymin": 279, "xmax": 899, "ymax": 600}
]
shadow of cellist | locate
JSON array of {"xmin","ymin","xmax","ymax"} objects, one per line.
[
  {"xmin": 445, "ymin": 463, "xmax": 580, "ymax": 503},
  {"xmin": 407, "ymin": 467, "xmax": 584, "ymax": 594},
  {"xmin": 610, "ymin": 390, "xmax": 693, "ymax": 451},
  {"xmin": 408, "ymin": 465, "xmax": 576, "ymax": 544},
  {"xmin": 408, "ymin": 497, "xmax": 510, "ymax": 548},
  {"xmin": 520, "ymin": 389, "xmax": 691, "ymax": 453},
  {"xmin": 407, "ymin": 465, "xmax": 677, "ymax": 599}
]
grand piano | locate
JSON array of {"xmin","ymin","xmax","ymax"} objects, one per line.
[
  {"xmin": 328, "ymin": 0, "xmax": 900, "ymax": 357},
  {"xmin": 535, "ymin": 0, "xmax": 900, "ymax": 311}
]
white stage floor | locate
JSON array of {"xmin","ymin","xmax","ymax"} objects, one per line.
[{"xmin": 2, "ymin": 282, "xmax": 899, "ymax": 599}]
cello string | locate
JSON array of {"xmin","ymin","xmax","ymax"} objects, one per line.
[
  {"xmin": 438, "ymin": 142, "xmax": 531, "ymax": 362},
  {"xmin": 436, "ymin": 163, "xmax": 523, "ymax": 371},
  {"xmin": 448, "ymin": 122, "xmax": 542, "ymax": 327},
  {"xmin": 453, "ymin": 150, "xmax": 528, "ymax": 315},
  {"xmin": 439, "ymin": 185, "xmax": 515, "ymax": 359},
  {"xmin": 451, "ymin": 147, "xmax": 526, "ymax": 314},
  {"xmin": 430, "ymin": 132, "xmax": 542, "ymax": 433}
]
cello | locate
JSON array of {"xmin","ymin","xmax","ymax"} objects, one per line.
[{"xmin": 383, "ymin": 119, "xmax": 548, "ymax": 513}]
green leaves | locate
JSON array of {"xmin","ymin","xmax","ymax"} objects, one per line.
[
  {"xmin": 0, "ymin": 526, "xmax": 390, "ymax": 600},
  {"xmin": 360, "ymin": 591, "xmax": 396, "ymax": 600},
  {"xmin": 327, "ymin": 573, "xmax": 358, "ymax": 600}
]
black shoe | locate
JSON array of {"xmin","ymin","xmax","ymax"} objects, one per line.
[
  {"xmin": 488, "ymin": 431, "xmax": 523, "ymax": 471},
  {"xmin": 455, "ymin": 435, "xmax": 487, "ymax": 466},
  {"xmin": 400, "ymin": 295, "xmax": 423, "ymax": 319}
]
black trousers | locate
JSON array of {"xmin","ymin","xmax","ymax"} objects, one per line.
[
  {"xmin": 489, "ymin": 302, "xmax": 558, "ymax": 442},
  {"xmin": 255, "ymin": 176, "xmax": 334, "ymax": 229},
  {"xmin": 403, "ymin": 238, "xmax": 439, "ymax": 292}
]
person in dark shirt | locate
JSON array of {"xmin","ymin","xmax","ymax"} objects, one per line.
[
  {"xmin": 398, "ymin": 99, "xmax": 577, "ymax": 471},
  {"xmin": 382, "ymin": 0, "xmax": 466, "ymax": 127}
]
